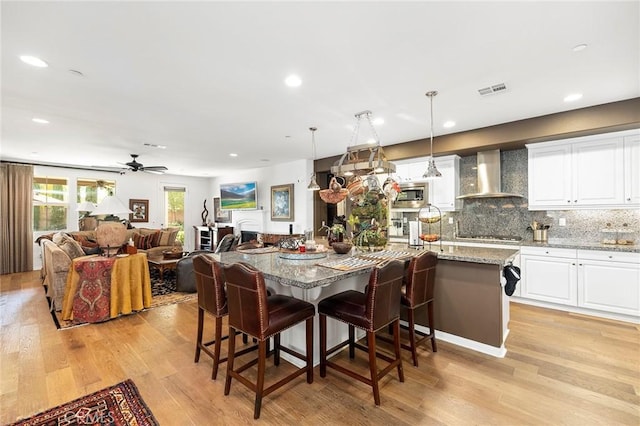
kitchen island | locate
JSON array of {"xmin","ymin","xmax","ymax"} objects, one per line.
[{"xmin": 212, "ymin": 244, "xmax": 518, "ymax": 364}]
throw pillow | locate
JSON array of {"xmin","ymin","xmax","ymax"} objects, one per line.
[
  {"xmin": 158, "ymin": 228, "xmax": 179, "ymax": 246},
  {"xmin": 149, "ymin": 230, "xmax": 162, "ymax": 247},
  {"xmin": 132, "ymin": 232, "xmax": 153, "ymax": 250},
  {"xmin": 72, "ymin": 234, "xmax": 99, "ymax": 248},
  {"xmin": 58, "ymin": 235, "xmax": 86, "ymax": 259}
]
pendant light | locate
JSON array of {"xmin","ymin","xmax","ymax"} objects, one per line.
[
  {"xmin": 307, "ymin": 127, "xmax": 321, "ymax": 191},
  {"xmin": 423, "ymin": 90, "xmax": 442, "ymax": 180}
]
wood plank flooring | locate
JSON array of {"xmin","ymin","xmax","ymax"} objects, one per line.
[{"xmin": 1, "ymin": 271, "xmax": 638, "ymax": 425}]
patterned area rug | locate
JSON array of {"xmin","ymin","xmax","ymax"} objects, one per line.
[
  {"xmin": 51, "ymin": 269, "xmax": 196, "ymax": 329},
  {"xmin": 8, "ymin": 379, "xmax": 158, "ymax": 425}
]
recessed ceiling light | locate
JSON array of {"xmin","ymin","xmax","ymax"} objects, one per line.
[
  {"xmin": 572, "ymin": 44, "xmax": 588, "ymax": 52},
  {"xmin": 564, "ymin": 93, "xmax": 583, "ymax": 102},
  {"xmin": 443, "ymin": 120, "xmax": 456, "ymax": 128},
  {"xmin": 366, "ymin": 138, "xmax": 377, "ymax": 145},
  {"xmin": 372, "ymin": 118, "xmax": 384, "ymax": 126},
  {"xmin": 284, "ymin": 75, "xmax": 302, "ymax": 87},
  {"xmin": 229, "ymin": 153, "xmax": 238, "ymax": 157},
  {"xmin": 143, "ymin": 143, "xmax": 166, "ymax": 149},
  {"xmin": 20, "ymin": 55, "xmax": 48, "ymax": 68},
  {"xmin": 32, "ymin": 118, "xmax": 49, "ymax": 124}
]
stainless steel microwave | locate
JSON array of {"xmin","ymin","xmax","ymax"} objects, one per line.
[{"xmin": 392, "ymin": 182, "xmax": 429, "ymax": 209}]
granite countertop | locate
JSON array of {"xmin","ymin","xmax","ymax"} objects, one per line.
[
  {"xmin": 213, "ymin": 250, "xmax": 372, "ymax": 289},
  {"xmin": 212, "ymin": 244, "xmax": 519, "ymax": 289},
  {"xmin": 449, "ymin": 237, "xmax": 639, "ymax": 253},
  {"xmin": 388, "ymin": 243, "xmax": 518, "ymax": 265}
]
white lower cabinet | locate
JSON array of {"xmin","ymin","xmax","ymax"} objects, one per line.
[
  {"xmin": 577, "ymin": 250, "xmax": 640, "ymax": 317},
  {"xmin": 520, "ymin": 247, "xmax": 577, "ymax": 306},
  {"xmin": 520, "ymin": 246, "xmax": 640, "ymax": 320}
]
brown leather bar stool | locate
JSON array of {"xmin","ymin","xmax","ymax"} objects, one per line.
[
  {"xmin": 398, "ymin": 250, "xmax": 438, "ymax": 366},
  {"xmin": 223, "ymin": 261, "xmax": 315, "ymax": 419},
  {"xmin": 318, "ymin": 260, "xmax": 405, "ymax": 406},
  {"xmin": 192, "ymin": 255, "xmax": 259, "ymax": 380}
]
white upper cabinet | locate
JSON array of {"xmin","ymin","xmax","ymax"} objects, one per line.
[
  {"xmin": 392, "ymin": 155, "xmax": 460, "ymax": 211},
  {"xmin": 571, "ymin": 137, "xmax": 624, "ymax": 205},
  {"xmin": 624, "ymin": 133, "xmax": 640, "ymax": 204},
  {"xmin": 527, "ymin": 129, "xmax": 639, "ymax": 210}
]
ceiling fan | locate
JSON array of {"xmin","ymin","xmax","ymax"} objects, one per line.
[{"xmin": 120, "ymin": 154, "xmax": 168, "ymax": 174}]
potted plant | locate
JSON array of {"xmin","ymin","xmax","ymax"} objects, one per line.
[{"xmin": 328, "ymin": 223, "xmax": 345, "ymax": 245}]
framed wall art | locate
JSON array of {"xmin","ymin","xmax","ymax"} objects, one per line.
[
  {"xmin": 213, "ymin": 197, "xmax": 232, "ymax": 223},
  {"xmin": 129, "ymin": 199, "xmax": 149, "ymax": 223},
  {"xmin": 270, "ymin": 183, "xmax": 294, "ymax": 221},
  {"xmin": 220, "ymin": 181, "xmax": 257, "ymax": 210}
]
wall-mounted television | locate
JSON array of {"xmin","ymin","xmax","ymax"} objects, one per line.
[{"xmin": 220, "ymin": 181, "xmax": 258, "ymax": 210}]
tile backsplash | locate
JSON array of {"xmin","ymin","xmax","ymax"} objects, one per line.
[{"xmin": 438, "ymin": 148, "xmax": 640, "ymax": 242}]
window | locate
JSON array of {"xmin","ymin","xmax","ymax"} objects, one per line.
[
  {"xmin": 77, "ymin": 178, "xmax": 115, "ymax": 204},
  {"xmin": 164, "ymin": 186, "xmax": 185, "ymax": 244},
  {"xmin": 33, "ymin": 176, "xmax": 68, "ymax": 231}
]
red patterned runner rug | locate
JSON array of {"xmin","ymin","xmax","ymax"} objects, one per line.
[{"xmin": 8, "ymin": 379, "xmax": 158, "ymax": 426}]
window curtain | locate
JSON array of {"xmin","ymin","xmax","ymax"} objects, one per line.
[{"xmin": 0, "ymin": 163, "xmax": 34, "ymax": 274}]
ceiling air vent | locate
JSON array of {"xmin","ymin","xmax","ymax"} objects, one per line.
[{"xmin": 478, "ymin": 83, "xmax": 507, "ymax": 96}]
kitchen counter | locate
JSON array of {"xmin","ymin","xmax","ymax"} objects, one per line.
[
  {"xmin": 391, "ymin": 237, "xmax": 639, "ymax": 253},
  {"xmin": 388, "ymin": 243, "xmax": 519, "ymax": 265},
  {"xmin": 211, "ymin": 245, "xmax": 516, "ymax": 358}
]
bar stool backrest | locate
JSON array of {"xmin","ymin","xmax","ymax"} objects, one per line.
[
  {"xmin": 193, "ymin": 255, "xmax": 227, "ymax": 317},
  {"xmin": 405, "ymin": 251, "xmax": 438, "ymax": 308},
  {"xmin": 366, "ymin": 260, "xmax": 405, "ymax": 331},
  {"xmin": 224, "ymin": 262, "xmax": 269, "ymax": 339}
]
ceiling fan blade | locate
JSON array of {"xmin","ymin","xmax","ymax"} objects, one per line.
[{"xmin": 141, "ymin": 165, "xmax": 167, "ymax": 174}]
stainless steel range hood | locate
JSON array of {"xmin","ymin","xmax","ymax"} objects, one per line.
[{"xmin": 457, "ymin": 149, "xmax": 523, "ymax": 199}]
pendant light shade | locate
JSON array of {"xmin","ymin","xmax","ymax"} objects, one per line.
[
  {"xmin": 90, "ymin": 195, "xmax": 133, "ymax": 217},
  {"xmin": 307, "ymin": 127, "xmax": 321, "ymax": 191},
  {"xmin": 423, "ymin": 91, "xmax": 442, "ymax": 180}
]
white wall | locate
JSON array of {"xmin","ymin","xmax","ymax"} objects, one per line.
[
  {"xmin": 210, "ymin": 159, "xmax": 314, "ymax": 236},
  {"xmin": 33, "ymin": 165, "xmax": 211, "ymax": 270}
]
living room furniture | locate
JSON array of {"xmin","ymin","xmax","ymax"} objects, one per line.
[
  {"xmin": 192, "ymin": 255, "xmax": 260, "ymax": 380},
  {"xmin": 318, "ymin": 260, "xmax": 405, "ymax": 406},
  {"xmin": 61, "ymin": 253, "xmax": 152, "ymax": 322},
  {"xmin": 175, "ymin": 250, "xmax": 214, "ymax": 293},
  {"xmin": 147, "ymin": 256, "xmax": 181, "ymax": 281},
  {"xmin": 194, "ymin": 226, "xmax": 234, "ymax": 251},
  {"xmin": 38, "ymin": 228, "xmax": 181, "ymax": 311},
  {"xmin": 223, "ymin": 261, "xmax": 315, "ymax": 419}
]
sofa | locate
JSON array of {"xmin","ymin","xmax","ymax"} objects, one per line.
[{"xmin": 39, "ymin": 226, "xmax": 182, "ymax": 311}]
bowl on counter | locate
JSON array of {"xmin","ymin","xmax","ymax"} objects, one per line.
[{"xmin": 332, "ymin": 242, "xmax": 353, "ymax": 254}]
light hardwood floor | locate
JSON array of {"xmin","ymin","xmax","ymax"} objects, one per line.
[{"xmin": 1, "ymin": 270, "xmax": 638, "ymax": 425}]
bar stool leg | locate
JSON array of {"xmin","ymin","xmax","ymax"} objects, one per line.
[
  {"xmin": 212, "ymin": 316, "xmax": 223, "ymax": 379},
  {"xmin": 274, "ymin": 334, "xmax": 281, "ymax": 366},
  {"xmin": 320, "ymin": 314, "xmax": 327, "ymax": 378},
  {"xmin": 194, "ymin": 308, "xmax": 204, "ymax": 362},
  {"xmin": 306, "ymin": 317, "xmax": 314, "ymax": 383},
  {"xmin": 254, "ymin": 341, "xmax": 267, "ymax": 419},
  {"xmin": 224, "ymin": 327, "xmax": 237, "ymax": 396},
  {"xmin": 407, "ymin": 308, "xmax": 419, "ymax": 367},
  {"xmin": 428, "ymin": 301, "xmax": 437, "ymax": 352},
  {"xmin": 367, "ymin": 331, "xmax": 381, "ymax": 406},
  {"xmin": 348, "ymin": 325, "xmax": 355, "ymax": 359},
  {"xmin": 393, "ymin": 319, "xmax": 405, "ymax": 382}
]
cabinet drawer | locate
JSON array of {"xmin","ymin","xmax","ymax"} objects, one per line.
[
  {"xmin": 521, "ymin": 246, "xmax": 576, "ymax": 258},
  {"xmin": 577, "ymin": 249, "xmax": 640, "ymax": 263}
]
